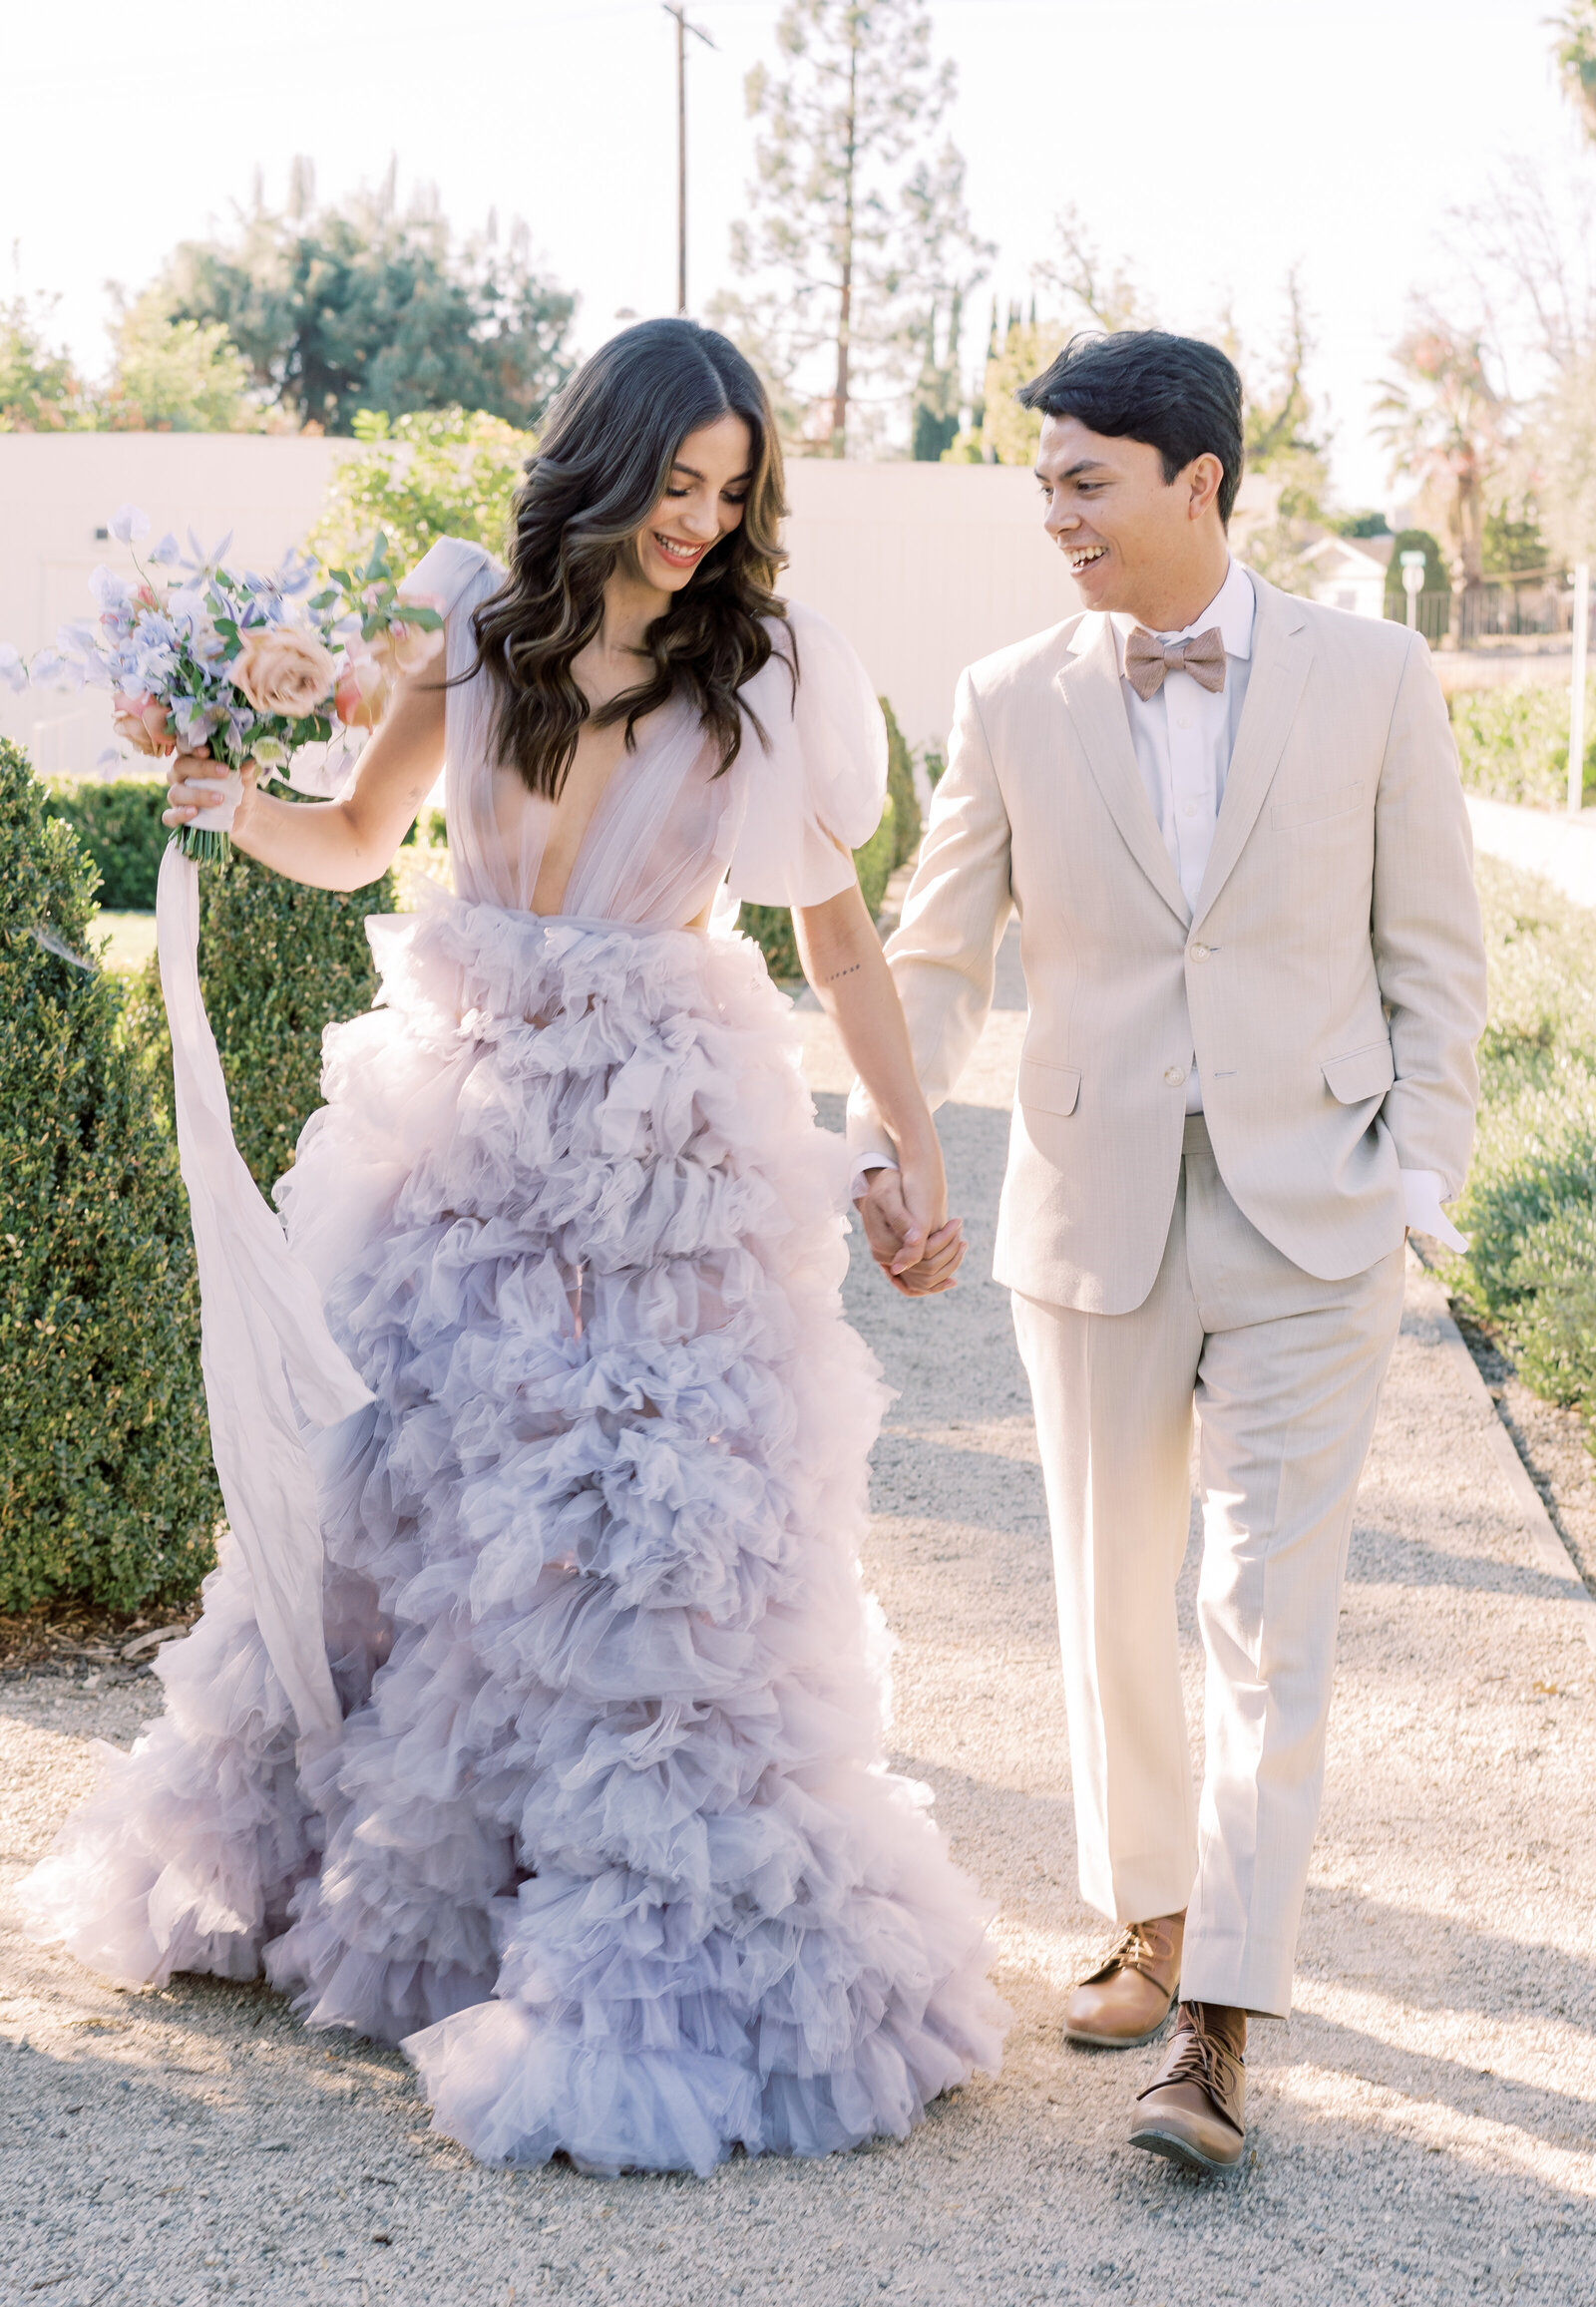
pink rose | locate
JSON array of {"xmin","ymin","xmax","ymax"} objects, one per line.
[
  {"xmin": 232, "ymin": 626, "xmax": 337, "ymax": 718},
  {"xmin": 112, "ymin": 690, "xmax": 176, "ymax": 755},
  {"xmin": 334, "ymin": 654, "xmax": 389, "ymax": 730}
]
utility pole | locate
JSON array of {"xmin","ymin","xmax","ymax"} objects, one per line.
[
  {"xmin": 1571, "ymin": 561, "xmax": 1591, "ymax": 816},
  {"xmin": 662, "ymin": 4, "xmax": 716, "ymax": 316}
]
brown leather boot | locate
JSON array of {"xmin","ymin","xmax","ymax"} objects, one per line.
[
  {"xmin": 1128, "ymin": 2001, "xmax": 1247, "ymax": 2173},
  {"xmin": 1061, "ymin": 1912, "xmax": 1184, "ymax": 2048}
]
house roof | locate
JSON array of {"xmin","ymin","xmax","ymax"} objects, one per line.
[{"xmin": 1300, "ymin": 533, "xmax": 1396, "ymax": 574}]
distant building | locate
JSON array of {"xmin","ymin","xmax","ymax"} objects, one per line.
[{"xmin": 1297, "ymin": 533, "xmax": 1396, "ymax": 619}]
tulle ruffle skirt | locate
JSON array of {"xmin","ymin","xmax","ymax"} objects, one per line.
[{"xmin": 19, "ymin": 893, "xmax": 1006, "ymax": 2173}]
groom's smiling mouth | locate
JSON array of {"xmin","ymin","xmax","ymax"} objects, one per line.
[{"xmin": 1066, "ymin": 544, "xmax": 1108, "ymax": 574}]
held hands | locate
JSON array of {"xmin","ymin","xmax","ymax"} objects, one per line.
[{"xmin": 854, "ymin": 1154, "xmax": 967, "ymax": 1298}]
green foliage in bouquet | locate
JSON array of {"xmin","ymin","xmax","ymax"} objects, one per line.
[
  {"xmin": 43, "ymin": 776, "xmax": 168, "ymax": 912},
  {"xmin": 0, "ymin": 739, "xmax": 219, "ymax": 1615},
  {"xmin": 127, "ymin": 800, "xmax": 396, "ymax": 1194},
  {"xmin": 739, "ymin": 694, "xmax": 924, "ymax": 981},
  {"xmin": 309, "ymin": 407, "xmax": 535, "ymax": 577},
  {"xmin": 1445, "ymin": 855, "xmax": 1596, "ymax": 1432}
]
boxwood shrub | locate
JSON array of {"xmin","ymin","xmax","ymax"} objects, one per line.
[
  {"xmin": 738, "ymin": 691, "xmax": 922, "ymax": 981},
  {"xmin": 0, "ymin": 739, "xmax": 219, "ymax": 1615},
  {"xmin": 126, "ymin": 796, "xmax": 396, "ymax": 1194},
  {"xmin": 1448, "ymin": 855, "xmax": 1596, "ymax": 1428},
  {"xmin": 43, "ymin": 776, "xmax": 169, "ymax": 912}
]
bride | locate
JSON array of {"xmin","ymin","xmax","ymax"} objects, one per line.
[{"xmin": 21, "ymin": 318, "xmax": 1006, "ymax": 2175}]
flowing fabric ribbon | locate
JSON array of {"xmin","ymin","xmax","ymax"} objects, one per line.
[{"xmin": 156, "ymin": 774, "xmax": 372, "ymax": 1751}]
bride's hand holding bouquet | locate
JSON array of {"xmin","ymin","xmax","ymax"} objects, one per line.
[{"xmin": 4, "ymin": 507, "xmax": 443, "ymax": 857}]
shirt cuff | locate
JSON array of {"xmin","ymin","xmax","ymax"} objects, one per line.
[
  {"xmin": 1401, "ymin": 1168, "xmax": 1468, "ymax": 1253},
  {"xmin": 850, "ymin": 1147, "xmax": 900, "ymax": 1203}
]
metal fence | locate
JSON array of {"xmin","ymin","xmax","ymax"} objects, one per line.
[{"xmin": 1386, "ymin": 582, "xmax": 1594, "ymax": 648}]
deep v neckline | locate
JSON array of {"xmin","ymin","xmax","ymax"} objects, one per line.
[
  {"xmin": 528, "ymin": 724, "xmax": 635, "ymax": 919},
  {"xmin": 516, "ymin": 696, "xmax": 694, "ymax": 920}
]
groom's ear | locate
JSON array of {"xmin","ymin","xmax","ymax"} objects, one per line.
[{"xmin": 1184, "ymin": 453, "xmax": 1227, "ymax": 526}]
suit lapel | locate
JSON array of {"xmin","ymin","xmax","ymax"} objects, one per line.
[
  {"xmin": 1054, "ymin": 613, "xmax": 1189, "ymax": 928},
  {"xmin": 1192, "ymin": 575, "xmax": 1314, "ymax": 926}
]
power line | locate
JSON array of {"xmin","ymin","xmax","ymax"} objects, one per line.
[{"xmin": 662, "ymin": 4, "xmax": 717, "ymax": 316}]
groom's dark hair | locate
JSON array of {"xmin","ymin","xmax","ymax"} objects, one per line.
[{"xmin": 1016, "ymin": 331, "xmax": 1245, "ymax": 527}]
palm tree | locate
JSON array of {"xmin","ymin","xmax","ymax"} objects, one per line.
[
  {"xmin": 1375, "ymin": 320, "xmax": 1509, "ymax": 639},
  {"xmin": 1553, "ymin": 2, "xmax": 1596, "ymax": 137}
]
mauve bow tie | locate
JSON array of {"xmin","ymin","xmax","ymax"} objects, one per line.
[{"xmin": 1124, "ymin": 623, "xmax": 1227, "ymax": 700}]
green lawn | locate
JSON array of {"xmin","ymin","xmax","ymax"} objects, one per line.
[
  {"xmin": 91, "ymin": 911, "xmax": 160, "ymax": 976},
  {"xmin": 1446, "ymin": 853, "xmax": 1596, "ymax": 1431}
]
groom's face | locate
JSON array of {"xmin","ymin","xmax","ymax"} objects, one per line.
[{"xmin": 1035, "ymin": 414, "xmax": 1212, "ymax": 618}]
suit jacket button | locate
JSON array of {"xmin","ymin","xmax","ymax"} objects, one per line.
[
  {"xmin": 1189, "ymin": 942, "xmax": 1211, "ymax": 961},
  {"xmin": 1163, "ymin": 1064, "xmax": 1187, "ymax": 1085}
]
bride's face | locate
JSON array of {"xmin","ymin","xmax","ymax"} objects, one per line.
[{"xmin": 629, "ymin": 413, "xmax": 755, "ymax": 593}]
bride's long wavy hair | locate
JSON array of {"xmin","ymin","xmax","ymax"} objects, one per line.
[{"xmin": 468, "ymin": 318, "xmax": 790, "ymax": 799}]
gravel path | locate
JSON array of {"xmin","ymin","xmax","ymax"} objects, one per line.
[{"xmin": 3, "ymin": 948, "xmax": 1594, "ymax": 2306}]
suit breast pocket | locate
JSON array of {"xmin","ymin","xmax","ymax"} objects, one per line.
[
  {"xmin": 1017, "ymin": 1057, "xmax": 1080, "ymax": 1117},
  {"xmin": 1270, "ymin": 777, "xmax": 1366, "ymax": 832}
]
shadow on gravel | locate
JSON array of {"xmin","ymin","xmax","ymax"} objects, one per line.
[
  {"xmin": 1279, "ymin": 2007, "xmax": 1596, "ymax": 2151},
  {"xmin": 1344, "ymin": 1527, "xmax": 1589, "ymax": 1601},
  {"xmin": 1301, "ymin": 1892, "xmax": 1596, "ymax": 2056}
]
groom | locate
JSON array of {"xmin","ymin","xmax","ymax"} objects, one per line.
[{"xmin": 851, "ymin": 330, "xmax": 1486, "ymax": 2173}]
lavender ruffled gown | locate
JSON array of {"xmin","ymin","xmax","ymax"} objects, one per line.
[{"xmin": 20, "ymin": 541, "xmax": 1006, "ymax": 2174}]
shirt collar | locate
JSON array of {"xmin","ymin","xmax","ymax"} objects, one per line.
[{"xmin": 1102, "ymin": 558, "xmax": 1257, "ymax": 666}]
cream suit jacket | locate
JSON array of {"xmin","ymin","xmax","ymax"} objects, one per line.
[{"xmin": 848, "ymin": 570, "xmax": 1487, "ymax": 1316}]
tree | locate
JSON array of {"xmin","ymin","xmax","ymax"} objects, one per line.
[
  {"xmin": 900, "ymin": 138, "xmax": 993, "ymax": 458},
  {"xmin": 1516, "ymin": 351, "xmax": 1596, "ymax": 567},
  {"xmin": 1375, "ymin": 319, "xmax": 1509, "ymax": 607},
  {"xmin": 0, "ymin": 298, "xmax": 94, "ymax": 432},
  {"xmin": 1221, "ymin": 272, "xmax": 1332, "ymax": 592},
  {"xmin": 1553, "ymin": 2, "xmax": 1596, "ymax": 137},
  {"xmin": 308, "ymin": 406, "xmax": 535, "ymax": 576},
  {"xmin": 101, "ymin": 289, "xmax": 258, "ymax": 433},
  {"xmin": 716, "ymin": 2, "xmax": 987, "ymax": 455},
  {"xmin": 1031, "ymin": 205, "xmax": 1154, "ymax": 337},
  {"xmin": 146, "ymin": 159, "xmax": 576, "ymax": 436},
  {"xmin": 944, "ymin": 303, "xmax": 1063, "ymax": 466}
]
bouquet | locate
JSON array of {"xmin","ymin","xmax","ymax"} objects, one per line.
[{"xmin": 0, "ymin": 506, "xmax": 443, "ymax": 864}]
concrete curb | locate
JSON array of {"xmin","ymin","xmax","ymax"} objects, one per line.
[{"xmin": 1406, "ymin": 1251, "xmax": 1596, "ymax": 1656}]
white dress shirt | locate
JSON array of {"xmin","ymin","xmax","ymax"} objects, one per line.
[
  {"xmin": 859, "ymin": 557, "xmax": 1468, "ymax": 1253},
  {"xmin": 1109, "ymin": 557, "xmax": 1256, "ymax": 1114}
]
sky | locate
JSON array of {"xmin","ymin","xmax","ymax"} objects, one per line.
[{"xmin": 3, "ymin": 0, "xmax": 1587, "ymax": 509}]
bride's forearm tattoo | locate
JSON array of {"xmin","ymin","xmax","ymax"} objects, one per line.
[{"xmin": 824, "ymin": 961, "xmax": 862, "ymax": 984}]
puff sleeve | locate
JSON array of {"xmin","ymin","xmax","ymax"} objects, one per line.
[
  {"xmin": 725, "ymin": 600, "xmax": 889, "ymax": 908},
  {"xmin": 400, "ymin": 535, "xmax": 502, "ymax": 635}
]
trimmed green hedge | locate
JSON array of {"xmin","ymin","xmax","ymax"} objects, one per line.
[
  {"xmin": 0, "ymin": 739, "xmax": 220, "ymax": 1615},
  {"xmin": 127, "ymin": 801, "xmax": 396, "ymax": 1195},
  {"xmin": 739, "ymin": 692, "xmax": 923, "ymax": 981},
  {"xmin": 43, "ymin": 776, "xmax": 169, "ymax": 912},
  {"xmin": 1450, "ymin": 679, "xmax": 1596, "ymax": 811},
  {"xmin": 1447, "ymin": 855, "xmax": 1596, "ymax": 1430}
]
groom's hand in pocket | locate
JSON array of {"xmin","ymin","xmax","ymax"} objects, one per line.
[{"xmin": 855, "ymin": 1168, "xmax": 967, "ymax": 1297}]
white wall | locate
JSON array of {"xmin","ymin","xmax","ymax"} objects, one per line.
[{"xmin": 0, "ymin": 437, "xmax": 1077, "ymax": 774}]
